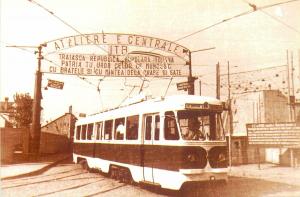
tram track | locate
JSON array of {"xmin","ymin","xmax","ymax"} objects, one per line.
[
  {"xmin": 3, "ymin": 167, "xmax": 81, "ymax": 183},
  {"xmin": 36, "ymin": 178, "xmax": 106, "ymax": 196},
  {"xmin": 2, "ymin": 171, "xmax": 87, "ymax": 189},
  {"xmin": 86, "ymin": 184, "xmax": 127, "ymax": 197}
]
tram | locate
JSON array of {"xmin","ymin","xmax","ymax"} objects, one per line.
[{"xmin": 73, "ymin": 94, "xmax": 228, "ymax": 190}]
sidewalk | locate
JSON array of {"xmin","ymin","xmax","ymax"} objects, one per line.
[
  {"xmin": 0, "ymin": 153, "xmax": 71, "ymax": 180},
  {"xmin": 229, "ymin": 163, "xmax": 300, "ymax": 186}
]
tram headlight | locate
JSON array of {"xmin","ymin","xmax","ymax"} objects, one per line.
[
  {"xmin": 187, "ymin": 153, "xmax": 197, "ymax": 162},
  {"xmin": 218, "ymin": 153, "xmax": 226, "ymax": 162}
]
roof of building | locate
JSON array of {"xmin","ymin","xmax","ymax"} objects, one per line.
[{"xmin": 41, "ymin": 113, "xmax": 77, "ymax": 128}]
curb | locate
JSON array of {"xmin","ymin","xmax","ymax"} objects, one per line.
[{"xmin": 1, "ymin": 155, "xmax": 71, "ymax": 181}]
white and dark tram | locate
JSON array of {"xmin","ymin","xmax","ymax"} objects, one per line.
[{"xmin": 73, "ymin": 94, "xmax": 228, "ymax": 190}]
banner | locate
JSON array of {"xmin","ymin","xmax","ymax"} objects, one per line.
[{"xmin": 42, "ymin": 53, "xmax": 188, "ymax": 77}]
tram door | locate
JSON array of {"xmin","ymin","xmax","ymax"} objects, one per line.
[{"xmin": 142, "ymin": 114, "xmax": 160, "ymax": 183}]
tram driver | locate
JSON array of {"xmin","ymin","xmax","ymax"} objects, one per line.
[{"xmin": 183, "ymin": 118, "xmax": 205, "ymax": 140}]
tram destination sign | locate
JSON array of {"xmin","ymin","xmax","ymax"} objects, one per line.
[
  {"xmin": 246, "ymin": 122, "xmax": 300, "ymax": 147},
  {"xmin": 43, "ymin": 52, "xmax": 188, "ymax": 77}
]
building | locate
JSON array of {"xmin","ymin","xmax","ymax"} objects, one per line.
[
  {"xmin": 0, "ymin": 97, "xmax": 14, "ymax": 128},
  {"xmin": 40, "ymin": 110, "xmax": 77, "ymax": 154},
  {"xmin": 228, "ymin": 90, "xmax": 299, "ymax": 166}
]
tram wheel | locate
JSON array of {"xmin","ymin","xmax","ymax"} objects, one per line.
[
  {"xmin": 109, "ymin": 165, "xmax": 134, "ymax": 184},
  {"xmin": 79, "ymin": 160, "xmax": 89, "ymax": 172}
]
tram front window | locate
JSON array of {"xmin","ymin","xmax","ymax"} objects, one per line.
[{"xmin": 178, "ymin": 110, "xmax": 223, "ymax": 141}]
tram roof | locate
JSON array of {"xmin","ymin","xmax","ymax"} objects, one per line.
[{"xmin": 76, "ymin": 95, "xmax": 223, "ymax": 124}]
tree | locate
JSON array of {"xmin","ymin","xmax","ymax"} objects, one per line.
[{"xmin": 12, "ymin": 93, "xmax": 33, "ymax": 128}]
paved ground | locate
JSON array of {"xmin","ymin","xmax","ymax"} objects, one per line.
[
  {"xmin": 1, "ymin": 153, "xmax": 300, "ymax": 196},
  {"xmin": 2, "ymin": 162, "xmax": 300, "ymax": 197},
  {"xmin": 1, "ymin": 153, "xmax": 71, "ymax": 179},
  {"xmin": 229, "ymin": 164, "xmax": 300, "ymax": 187}
]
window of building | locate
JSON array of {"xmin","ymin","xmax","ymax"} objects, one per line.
[
  {"xmin": 87, "ymin": 123, "xmax": 94, "ymax": 140},
  {"xmin": 76, "ymin": 125, "xmax": 81, "ymax": 140},
  {"xmin": 126, "ymin": 115, "xmax": 139, "ymax": 140},
  {"xmin": 164, "ymin": 111, "xmax": 179, "ymax": 140},
  {"xmin": 115, "ymin": 118, "xmax": 125, "ymax": 140},
  {"xmin": 95, "ymin": 122, "xmax": 103, "ymax": 140},
  {"xmin": 81, "ymin": 124, "xmax": 87, "ymax": 140},
  {"xmin": 104, "ymin": 120, "xmax": 113, "ymax": 140}
]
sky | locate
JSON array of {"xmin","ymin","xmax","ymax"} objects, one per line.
[{"xmin": 1, "ymin": 0, "xmax": 300, "ymax": 123}]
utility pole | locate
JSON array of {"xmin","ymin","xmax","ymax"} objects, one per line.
[
  {"xmin": 31, "ymin": 43, "xmax": 46, "ymax": 154},
  {"xmin": 185, "ymin": 47, "xmax": 215, "ymax": 95},
  {"xmin": 216, "ymin": 62, "xmax": 220, "ymax": 99},
  {"xmin": 227, "ymin": 61, "xmax": 233, "ymax": 168},
  {"xmin": 187, "ymin": 50, "xmax": 196, "ymax": 95},
  {"xmin": 287, "ymin": 50, "xmax": 292, "ymax": 121},
  {"xmin": 216, "ymin": 62, "xmax": 220, "ymax": 142},
  {"xmin": 199, "ymin": 80, "xmax": 202, "ymax": 96},
  {"xmin": 6, "ymin": 44, "xmax": 46, "ymax": 155},
  {"xmin": 291, "ymin": 51, "xmax": 295, "ymax": 121},
  {"xmin": 298, "ymin": 49, "xmax": 300, "ymax": 86}
]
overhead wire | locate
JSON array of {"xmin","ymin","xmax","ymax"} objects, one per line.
[
  {"xmin": 240, "ymin": 0, "xmax": 300, "ymax": 35},
  {"xmin": 26, "ymin": 0, "xmax": 300, "ymax": 102},
  {"xmin": 175, "ymin": 0, "xmax": 300, "ymax": 42},
  {"xmin": 152, "ymin": 0, "xmax": 300, "ymax": 96},
  {"xmin": 27, "ymin": 0, "xmax": 148, "ymax": 93}
]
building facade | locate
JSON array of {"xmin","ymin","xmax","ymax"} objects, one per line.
[{"xmin": 228, "ymin": 90, "xmax": 299, "ymax": 166}]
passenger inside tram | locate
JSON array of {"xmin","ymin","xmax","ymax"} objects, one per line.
[{"xmin": 183, "ymin": 118, "xmax": 205, "ymax": 140}]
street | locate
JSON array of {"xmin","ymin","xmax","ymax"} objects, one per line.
[{"xmin": 2, "ymin": 159, "xmax": 300, "ymax": 197}]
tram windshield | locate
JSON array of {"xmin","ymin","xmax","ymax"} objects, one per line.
[{"xmin": 177, "ymin": 110, "xmax": 225, "ymax": 141}]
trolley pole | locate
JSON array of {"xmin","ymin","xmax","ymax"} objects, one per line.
[{"xmin": 30, "ymin": 43, "xmax": 46, "ymax": 154}]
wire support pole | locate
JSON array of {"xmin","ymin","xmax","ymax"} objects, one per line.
[
  {"xmin": 30, "ymin": 43, "xmax": 46, "ymax": 154},
  {"xmin": 227, "ymin": 61, "xmax": 233, "ymax": 169},
  {"xmin": 187, "ymin": 50, "xmax": 196, "ymax": 95}
]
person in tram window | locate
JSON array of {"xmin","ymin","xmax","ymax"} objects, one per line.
[
  {"xmin": 116, "ymin": 122, "xmax": 125, "ymax": 140},
  {"xmin": 183, "ymin": 118, "xmax": 205, "ymax": 140}
]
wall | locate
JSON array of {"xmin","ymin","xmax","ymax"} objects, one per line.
[
  {"xmin": 231, "ymin": 92, "xmax": 261, "ymax": 136},
  {"xmin": 263, "ymin": 90, "xmax": 289, "ymax": 123},
  {"xmin": 40, "ymin": 132, "xmax": 71, "ymax": 154},
  {"xmin": 0, "ymin": 128, "xmax": 29, "ymax": 163},
  {"xmin": 280, "ymin": 148, "xmax": 300, "ymax": 167},
  {"xmin": 230, "ymin": 136, "xmax": 266, "ymax": 165},
  {"xmin": 40, "ymin": 113, "xmax": 76, "ymax": 154},
  {"xmin": 231, "ymin": 90, "xmax": 289, "ymax": 137}
]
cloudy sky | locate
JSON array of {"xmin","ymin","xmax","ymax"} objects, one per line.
[{"xmin": 1, "ymin": 0, "xmax": 300, "ymax": 123}]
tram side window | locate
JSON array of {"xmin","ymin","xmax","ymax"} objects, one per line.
[
  {"xmin": 126, "ymin": 115, "xmax": 139, "ymax": 140},
  {"xmin": 164, "ymin": 111, "xmax": 179, "ymax": 140},
  {"xmin": 155, "ymin": 115, "xmax": 160, "ymax": 140},
  {"xmin": 104, "ymin": 120, "xmax": 113, "ymax": 140},
  {"xmin": 95, "ymin": 122, "xmax": 103, "ymax": 140},
  {"xmin": 87, "ymin": 123, "xmax": 94, "ymax": 140},
  {"xmin": 115, "ymin": 118, "xmax": 125, "ymax": 140},
  {"xmin": 76, "ymin": 125, "xmax": 81, "ymax": 140},
  {"xmin": 81, "ymin": 124, "xmax": 87, "ymax": 140},
  {"xmin": 145, "ymin": 116, "xmax": 152, "ymax": 140}
]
